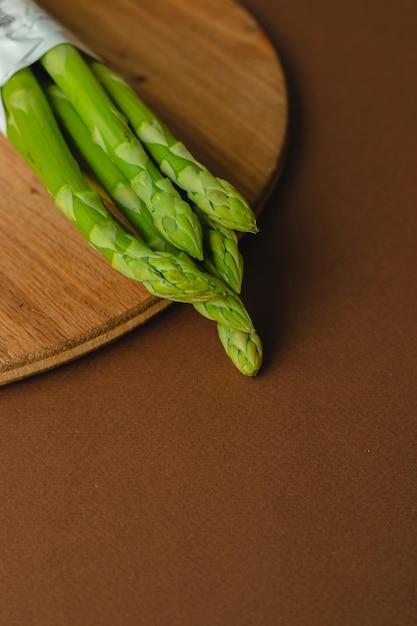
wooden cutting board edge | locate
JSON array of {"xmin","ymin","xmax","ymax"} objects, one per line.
[
  {"xmin": 0, "ymin": 138, "xmax": 288, "ymax": 387},
  {"xmin": 0, "ymin": 2, "xmax": 290, "ymax": 387}
]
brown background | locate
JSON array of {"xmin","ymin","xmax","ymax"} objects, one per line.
[{"xmin": 1, "ymin": 0, "xmax": 417, "ymax": 624}]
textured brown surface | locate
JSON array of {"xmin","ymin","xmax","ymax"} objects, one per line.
[{"xmin": 1, "ymin": 0, "xmax": 417, "ymax": 624}]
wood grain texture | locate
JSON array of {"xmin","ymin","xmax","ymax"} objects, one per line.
[{"xmin": 0, "ymin": 0, "xmax": 288, "ymax": 386}]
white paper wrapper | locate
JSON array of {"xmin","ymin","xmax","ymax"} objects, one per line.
[{"xmin": 0, "ymin": 0, "xmax": 72, "ymax": 134}]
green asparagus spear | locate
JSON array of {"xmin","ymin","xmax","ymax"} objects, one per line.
[
  {"xmin": 193, "ymin": 294, "xmax": 253, "ymax": 333},
  {"xmin": 2, "ymin": 66, "xmax": 226, "ymax": 303},
  {"xmin": 44, "ymin": 82, "xmax": 173, "ymax": 254},
  {"xmin": 47, "ymin": 82, "xmax": 244, "ymax": 294},
  {"xmin": 43, "ymin": 81, "xmax": 257, "ymax": 333},
  {"xmin": 4, "ymin": 52, "xmax": 264, "ymax": 374},
  {"xmin": 88, "ymin": 59, "xmax": 258, "ymax": 234},
  {"xmin": 47, "ymin": 81, "xmax": 244, "ymax": 293},
  {"xmin": 40, "ymin": 44, "xmax": 204, "ymax": 260},
  {"xmin": 217, "ymin": 325, "xmax": 263, "ymax": 376},
  {"xmin": 193, "ymin": 204, "xmax": 244, "ymax": 293}
]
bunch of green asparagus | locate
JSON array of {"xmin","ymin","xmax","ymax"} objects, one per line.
[{"xmin": 2, "ymin": 43, "xmax": 262, "ymax": 375}]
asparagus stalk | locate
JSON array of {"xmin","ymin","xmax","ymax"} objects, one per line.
[
  {"xmin": 88, "ymin": 59, "xmax": 258, "ymax": 234},
  {"xmin": 217, "ymin": 325, "xmax": 263, "ymax": 376},
  {"xmin": 2, "ymin": 66, "xmax": 226, "ymax": 303},
  {"xmin": 40, "ymin": 44, "xmax": 204, "ymax": 261},
  {"xmin": 47, "ymin": 81, "xmax": 244, "ymax": 294},
  {"xmin": 3, "ymin": 47, "xmax": 263, "ymax": 375},
  {"xmin": 193, "ymin": 294, "xmax": 253, "ymax": 333},
  {"xmin": 44, "ymin": 82, "xmax": 173, "ymax": 254},
  {"xmin": 45, "ymin": 84, "xmax": 253, "ymax": 332},
  {"xmin": 44, "ymin": 82, "xmax": 255, "ymax": 333},
  {"xmin": 193, "ymin": 204, "xmax": 244, "ymax": 293}
]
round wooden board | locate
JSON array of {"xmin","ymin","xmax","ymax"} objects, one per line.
[{"xmin": 0, "ymin": 0, "xmax": 288, "ymax": 386}]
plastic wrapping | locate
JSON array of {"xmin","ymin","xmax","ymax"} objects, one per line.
[{"xmin": 0, "ymin": 0, "xmax": 70, "ymax": 134}]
